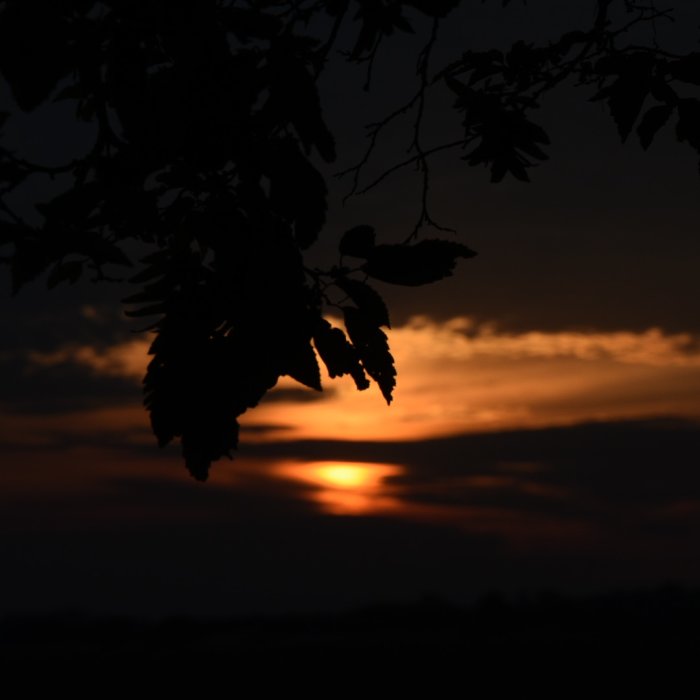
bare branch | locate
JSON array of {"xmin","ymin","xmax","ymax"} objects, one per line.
[
  {"xmin": 355, "ymin": 139, "xmax": 469, "ymax": 195},
  {"xmin": 336, "ymin": 91, "xmax": 422, "ymax": 201},
  {"xmin": 406, "ymin": 17, "xmax": 456, "ymax": 241}
]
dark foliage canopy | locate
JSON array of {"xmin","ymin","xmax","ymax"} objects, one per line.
[{"xmin": 1, "ymin": 0, "xmax": 697, "ymax": 479}]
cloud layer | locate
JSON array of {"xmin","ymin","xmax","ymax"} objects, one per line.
[{"xmin": 21, "ymin": 317, "xmax": 700, "ymax": 447}]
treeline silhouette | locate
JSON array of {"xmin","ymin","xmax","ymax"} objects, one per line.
[{"xmin": 3, "ymin": 587, "xmax": 699, "ymax": 663}]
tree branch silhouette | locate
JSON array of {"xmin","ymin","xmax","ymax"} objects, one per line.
[{"xmin": 0, "ymin": 0, "xmax": 696, "ymax": 480}]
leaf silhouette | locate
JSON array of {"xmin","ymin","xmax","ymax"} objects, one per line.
[
  {"xmin": 591, "ymin": 53, "xmax": 655, "ymax": 142},
  {"xmin": 343, "ymin": 306, "xmax": 395, "ymax": 404},
  {"xmin": 363, "ymin": 239, "xmax": 477, "ymax": 286},
  {"xmin": 339, "ymin": 225, "xmax": 376, "ymax": 258},
  {"xmin": 313, "ymin": 319, "xmax": 370, "ymax": 391},
  {"xmin": 675, "ymin": 99, "xmax": 700, "ymax": 153},
  {"xmin": 283, "ymin": 339, "xmax": 323, "ymax": 391},
  {"xmin": 335, "ymin": 276, "xmax": 391, "ymax": 328},
  {"xmin": 1, "ymin": 0, "xmax": 693, "ymax": 480},
  {"xmin": 447, "ymin": 77, "xmax": 550, "ymax": 181},
  {"xmin": 145, "ymin": 328, "xmax": 279, "ymax": 481},
  {"xmin": 637, "ymin": 104, "xmax": 674, "ymax": 150}
]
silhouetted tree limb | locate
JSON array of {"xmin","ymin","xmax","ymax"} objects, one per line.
[{"xmin": 0, "ymin": 0, "xmax": 696, "ymax": 480}]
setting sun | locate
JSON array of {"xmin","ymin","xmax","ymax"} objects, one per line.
[
  {"xmin": 313, "ymin": 463, "xmax": 389, "ymax": 489},
  {"xmin": 274, "ymin": 461, "xmax": 404, "ymax": 515}
]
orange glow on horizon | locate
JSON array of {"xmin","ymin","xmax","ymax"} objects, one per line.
[
  {"xmin": 20, "ymin": 315, "xmax": 700, "ymax": 450},
  {"xmin": 8, "ymin": 316, "xmax": 700, "ymax": 551}
]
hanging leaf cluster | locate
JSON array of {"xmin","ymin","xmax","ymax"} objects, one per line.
[
  {"xmin": 441, "ymin": 16, "xmax": 700, "ymax": 178},
  {"xmin": 0, "ymin": 0, "xmax": 481, "ymax": 480},
  {"xmin": 1, "ymin": 0, "xmax": 698, "ymax": 480}
]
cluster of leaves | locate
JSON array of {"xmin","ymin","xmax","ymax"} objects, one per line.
[
  {"xmin": 438, "ymin": 2, "xmax": 700, "ymax": 181},
  {"xmin": 1, "ymin": 0, "xmax": 697, "ymax": 480},
  {"xmin": 591, "ymin": 50, "xmax": 700, "ymax": 164},
  {"xmin": 0, "ymin": 0, "xmax": 477, "ymax": 480}
]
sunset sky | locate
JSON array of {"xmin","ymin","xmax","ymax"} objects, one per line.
[{"xmin": 3, "ymin": 1, "xmax": 700, "ymax": 617}]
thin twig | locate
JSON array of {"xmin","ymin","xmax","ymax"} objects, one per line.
[
  {"xmin": 336, "ymin": 91, "xmax": 422, "ymax": 201},
  {"xmin": 362, "ymin": 36, "xmax": 383, "ymax": 91},
  {"xmin": 406, "ymin": 17, "xmax": 455, "ymax": 240},
  {"xmin": 356, "ymin": 139, "xmax": 469, "ymax": 195},
  {"xmin": 611, "ymin": 5, "xmax": 673, "ymax": 39},
  {"xmin": 314, "ymin": 5, "xmax": 348, "ymax": 76}
]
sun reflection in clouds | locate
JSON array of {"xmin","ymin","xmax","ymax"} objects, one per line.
[{"xmin": 275, "ymin": 461, "xmax": 404, "ymax": 516}]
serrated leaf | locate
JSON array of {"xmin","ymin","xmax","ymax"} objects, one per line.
[
  {"xmin": 505, "ymin": 156, "xmax": 528, "ymax": 182},
  {"xmin": 609, "ymin": 78, "xmax": 650, "ymax": 141},
  {"xmin": 339, "ymin": 225, "xmax": 375, "ymax": 258},
  {"xmin": 593, "ymin": 54, "xmax": 655, "ymax": 142},
  {"xmin": 675, "ymin": 99, "xmax": 700, "ymax": 151},
  {"xmin": 363, "ymin": 239, "xmax": 477, "ymax": 286},
  {"xmin": 637, "ymin": 104, "xmax": 674, "ymax": 150},
  {"xmin": 490, "ymin": 157, "xmax": 509, "ymax": 183},
  {"xmin": 182, "ymin": 419, "xmax": 240, "ymax": 482},
  {"xmin": 334, "ymin": 277, "xmax": 390, "ymax": 327},
  {"xmin": 313, "ymin": 319, "xmax": 369, "ymax": 390},
  {"xmin": 144, "ymin": 329, "xmax": 274, "ymax": 482},
  {"xmin": 343, "ymin": 307, "xmax": 395, "ymax": 404},
  {"xmin": 284, "ymin": 339, "xmax": 322, "ymax": 391}
]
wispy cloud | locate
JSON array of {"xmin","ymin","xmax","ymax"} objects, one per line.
[
  {"xmin": 22, "ymin": 317, "xmax": 700, "ymax": 444},
  {"xmin": 28, "ymin": 338, "xmax": 151, "ymax": 381},
  {"xmin": 256, "ymin": 317, "xmax": 700, "ymax": 441},
  {"xmin": 395, "ymin": 317, "xmax": 700, "ymax": 367}
]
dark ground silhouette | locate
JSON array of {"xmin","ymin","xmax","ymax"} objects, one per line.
[{"xmin": 3, "ymin": 587, "xmax": 699, "ymax": 666}]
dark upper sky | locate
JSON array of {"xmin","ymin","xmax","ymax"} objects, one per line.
[
  {"xmin": 4, "ymin": 0, "xmax": 700, "ymax": 335},
  {"xmin": 313, "ymin": 0, "xmax": 700, "ymax": 331}
]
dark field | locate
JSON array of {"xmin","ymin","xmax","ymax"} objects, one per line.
[{"xmin": 4, "ymin": 587, "xmax": 699, "ymax": 664}]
